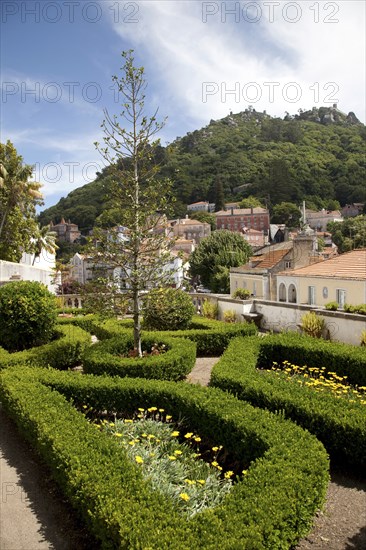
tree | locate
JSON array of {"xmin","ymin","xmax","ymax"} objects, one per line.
[
  {"xmin": 32, "ymin": 224, "xmax": 58, "ymax": 265},
  {"xmin": 89, "ymin": 51, "xmax": 176, "ymax": 356},
  {"xmin": 271, "ymin": 202, "xmax": 301, "ymax": 228},
  {"xmin": 327, "ymin": 216, "xmax": 366, "ymax": 252},
  {"xmin": 214, "ymin": 175, "xmax": 225, "ymax": 211},
  {"xmin": 239, "ymin": 196, "xmax": 264, "ymax": 209},
  {"xmin": 0, "ymin": 141, "xmax": 43, "ymax": 261},
  {"xmin": 189, "ymin": 230, "xmax": 252, "ymax": 293},
  {"xmin": 188, "ymin": 210, "xmax": 216, "ymax": 230}
]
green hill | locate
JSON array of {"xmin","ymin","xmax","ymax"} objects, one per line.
[{"xmin": 39, "ymin": 106, "xmax": 366, "ymax": 233}]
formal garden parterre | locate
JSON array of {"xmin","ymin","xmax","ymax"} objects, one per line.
[{"xmin": 1, "ymin": 283, "xmax": 366, "ymax": 548}]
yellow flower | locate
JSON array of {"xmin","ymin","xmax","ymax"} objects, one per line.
[
  {"xmin": 124, "ymin": 419, "xmax": 133, "ymax": 423},
  {"xmin": 135, "ymin": 456, "xmax": 144, "ymax": 464},
  {"xmin": 224, "ymin": 471, "xmax": 234, "ymax": 479},
  {"xmin": 138, "ymin": 408, "xmax": 145, "ymax": 412},
  {"xmin": 166, "ymin": 415, "xmax": 172, "ymax": 420},
  {"xmin": 194, "ymin": 436, "xmax": 201, "ymax": 442},
  {"xmin": 211, "ymin": 461, "xmax": 219, "ymax": 467},
  {"xmin": 168, "ymin": 455, "xmax": 177, "ymax": 461},
  {"xmin": 174, "ymin": 450, "xmax": 183, "ymax": 455},
  {"xmin": 242, "ymin": 469, "xmax": 248, "ymax": 475},
  {"xmin": 171, "ymin": 431, "xmax": 180, "ymax": 437},
  {"xmin": 148, "ymin": 407, "xmax": 157, "ymax": 412},
  {"xmin": 179, "ymin": 493, "xmax": 190, "ymax": 501},
  {"xmin": 159, "ymin": 408, "xmax": 165, "ymax": 412},
  {"xmin": 184, "ymin": 432, "xmax": 193, "ymax": 439},
  {"xmin": 82, "ymin": 405, "xmax": 88, "ymax": 409},
  {"xmin": 114, "ymin": 433, "xmax": 122, "ymax": 437},
  {"xmin": 197, "ymin": 479, "xmax": 205, "ymax": 485},
  {"xmin": 212, "ymin": 446, "xmax": 219, "ymax": 452}
]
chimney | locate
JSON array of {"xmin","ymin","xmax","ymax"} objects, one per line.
[
  {"xmin": 230, "ymin": 207, "xmax": 234, "ymax": 215},
  {"xmin": 250, "ymin": 207, "xmax": 253, "ymax": 214}
]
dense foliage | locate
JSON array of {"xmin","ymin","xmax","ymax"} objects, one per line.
[
  {"xmin": 0, "ymin": 141, "xmax": 44, "ymax": 261},
  {"xmin": 39, "ymin": 106, "xmax": 366, "ymax": 230},
  {"xmin": 189, "ymin": 230, "xmax": 252, "ymax": 293},
  {"xmin": 0, "ymin": 281, "xmax": 57, "ymax": 351},
  {"xmin": 142, "ymin": 288, "xmax": 195, "ymax": 331},
  {"xmin": 327, "ymin": 215, "xmax": 366, "ymax": 252}
]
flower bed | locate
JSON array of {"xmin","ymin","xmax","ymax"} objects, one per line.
[
  {"xmin": 0, "ymin": 366, "xmax": 329, "ymax": 549},
  {"xmin": 257, "ymin": 331, "xmax": 366, "ymax": 387},
  {"xmin": 0, "ymin": 323, "xmax": 91, "ymax": 370},
  {"xmin": 210, "ymin": 336, "xmax": 366, "ymax": 470},
  {"xmin": 83, "ymin": 334, "xmax": 196, "ymax": 381}
]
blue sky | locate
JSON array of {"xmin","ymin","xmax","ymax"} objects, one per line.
[{"xmin": 1, "ymin": 0, "xmax": 365, "ymax": 211}]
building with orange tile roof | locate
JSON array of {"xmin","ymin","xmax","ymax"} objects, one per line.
[{"xmin": 276, "ymin": 248, "xmax": 366, "ymax": 306}]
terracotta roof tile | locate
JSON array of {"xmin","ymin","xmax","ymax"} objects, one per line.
[{"xmin": 282, "ymin": 249, "xmax": 366, "ymax": 279}]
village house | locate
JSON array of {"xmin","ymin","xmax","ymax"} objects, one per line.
[
  {"xmin": 341, "ymin": 203, "xmax": 364, "ymax": 218},
  {"xmin": 230, "ymin": 229, "xmax": 320, "ymax": 300},
  {"xmin": 306, "ymin": 209, "xmax": 343, "ymax": 232},
  {"xmin": 187, "ymin": 201, "xmax": 215, "ymax": 213},
  {"xmin": 51, "ymin": 218, "xmax": 81, "ymax": 243},
  {"xmin": 242, "ymin": 227, "xmax": 266, "ymax": 248},
  {"xmin": 215, "ymin": 207, "xmax": 270, "ymax": 234},
  {"xmin": 276, "ymin": 248, "xmax": 366, "ymax": 307},
  {"xmin": 170, "ymin": 217, "xmax": 211, "ymax": 244}
]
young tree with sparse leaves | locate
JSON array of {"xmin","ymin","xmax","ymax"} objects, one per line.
[{"xmin": 89, "ymin": 51, "xmax": 176, "ymax": 356}]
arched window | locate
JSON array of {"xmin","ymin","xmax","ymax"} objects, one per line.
[
  {"xmin": 288, "ymin": 284, "xmax": 297, "ymax": 303},
  {"xmin": 279, "ymin": 283, "xmax": 286, "ymax": 302}
]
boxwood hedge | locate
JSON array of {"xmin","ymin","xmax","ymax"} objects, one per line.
[
  {"xmin": 0, "ymin": 366, "xmax": 329, "ymax": 549},
  {"xmin": 66, "ymin": 315, "xmax": 258, "ymax": 356},
  {"xmin": 257, "ymin": 332, "xmax": 366, "ymax": 387},
  {"xmin": 210, "ymin": 336, "xmax": 366, "ymax": 471},
  {"xmin": 83, "ymin": 334, "xmax": 196, "ymax": 381},
  {"xmin": 0, "ymin": 324, "xmax": 91, "ymax": 370}
]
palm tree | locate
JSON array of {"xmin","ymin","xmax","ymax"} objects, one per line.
[{"xmin": 32, "ymin": 224, "xmax": 58, "ymax": 265}]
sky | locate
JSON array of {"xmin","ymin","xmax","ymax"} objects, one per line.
[{"xmin": 1, "ymin": 0, "xmax": 365, "ymax": 211}]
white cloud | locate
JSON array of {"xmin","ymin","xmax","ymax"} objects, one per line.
[{"xmin": 109, "ymin": 0, "xmax": 365, "ymax": 126}]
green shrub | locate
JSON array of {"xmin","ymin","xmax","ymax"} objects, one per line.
[
  {"xmin": 300, "ymin": 311, "xmax": 325, "ymax": 338},
  {"xmin": 0, "ymin": 323, "xmax": 91, "ymax": 370},
  {"xmin": 223, "ymin": 310, "xmax": 237, "ymax": 323},
  {"xmin": 201, "ymin": 300, "xmax": 218, "ymax": 319},
  {"xmin": 211, "ymin": 336, "xmax": 366, "ymax": 470},
  {"xmin": 83, "ymin": 334, "xmax": 196, "ymax": 381},
  {"xmin": 0, "ymin": 366, "xmax": 329, "ymax": 549},
  {"xmin": 324, "ymin": 301, "xmax": 339, "ymax": 311},
  {"xmin": 344, "ymin": 303, "xmax": 366, "ymax": 315},
  {"xmin": 72, "ymin": 315, "xmax": 258, "ymax": 356},
  {"xmin": 258, "ymin": 331, "xmax": 366, "ymax": 388},
  {"xmin": 0, "ymin": 281, "xmax": 58, "ymax": 351},
  {"xmin": 142, "ymin": 288, "xmax": 195, "ymax": 331},
  {"xmin": 232, "ymin": 288, "xmax": 250, "ymax": 300},
  {"xmin": 361, "ymin": 330, "xmax": 366, "ymax": 347}
]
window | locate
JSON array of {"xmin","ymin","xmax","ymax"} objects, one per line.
[
  {"xmin": 285, "ymin": 261, "xmax": 292, "ymax": 269},
  {"xmin": 336, "ymin": 289, "xmax": 346, "ymax": 308},
  {"xmin": 308, "ymin": 286, "xmax": 316, "ymax": 305},
  {"xmin": 253, "ymin": 282, "xmax": 257, "ymax": 297}
]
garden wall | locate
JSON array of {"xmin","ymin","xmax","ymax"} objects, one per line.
[{"xmin": 189, "ymin": 293, "xmax": 366, "ymax": 346}]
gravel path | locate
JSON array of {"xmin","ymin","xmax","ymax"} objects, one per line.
[{"xmin": 1, "ymin": 357, "xmax": 365, "ymax": 549}]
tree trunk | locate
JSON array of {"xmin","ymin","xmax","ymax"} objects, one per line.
[{"xmin": 133, "ymin": 288, "xmax": 142, "ymax": 356}]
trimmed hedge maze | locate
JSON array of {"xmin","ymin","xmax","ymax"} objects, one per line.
[
  {"xmin": 61, "ymin": 315, "xmax": 258, "ymax": 357},
  {"xmin": 210, "ymin": 335, "xmax": 366, "ymax": 471},
  {"xmin": 83, "ymin": 333, "xmax": 196, "ymax": 381},
  {"xmin": 0, "ymin": 366, "xmax": 329, "ymax": 550},
  {"xmin": 0, "ymin": 323, "xmax": 91, "ymax": 370}
]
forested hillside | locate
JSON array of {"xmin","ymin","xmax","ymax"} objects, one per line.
[{"xmin": 39, "ymin": 106, "xmax": 366, "ymax": 233}]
